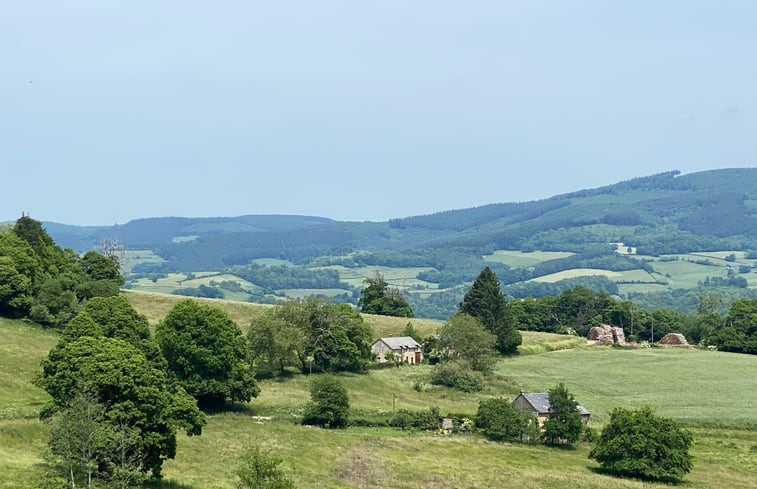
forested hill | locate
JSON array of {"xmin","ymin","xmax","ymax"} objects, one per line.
[
  {"xmin": 44, "ymin": 168, "xmax": 757, "ymax": 259},
  {"xmin": 44, "ymin": 214, "xmax": 334, "ymax": 250},
  {"xmin": 33, "ymin": 167, "xmax": 757, "ymax": 319}
]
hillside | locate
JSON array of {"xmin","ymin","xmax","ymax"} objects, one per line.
[
  {"xmin": 1, "ymin": 315, "xmax": 756, "ymax": 488},
  {"xmin": 42, "ymin": 168, "xmax": 757, "ymax": 318}
]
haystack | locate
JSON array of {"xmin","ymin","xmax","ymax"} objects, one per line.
[
  {"xmin": 587, "ymin": 324, "xmax": 626, "ymax": 345},
  {"xmin": 659, "ymin": 333, "xmax": 688, "ymax": 346}
]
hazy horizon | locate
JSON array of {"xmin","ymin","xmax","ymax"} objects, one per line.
[{"xmin": 2, "ymin": 1, "xmax": 755, "ymax": 226}]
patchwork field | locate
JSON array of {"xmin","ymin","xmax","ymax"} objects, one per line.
[
  {"xmin": 1, "ymin": 313, "xmax": 756, "ymax": 489},
  {"xmin": 314, "ymin": 265, "xmax": 438, "ymax": 290}
]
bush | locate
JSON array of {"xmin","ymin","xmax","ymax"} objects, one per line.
[
  {"xmin": 589, "ymin": 406, "xmax": 693, "ymax": 481},
  {"xmin": 475, "ymin": 398, "xmax": 536, "ymax": 442},
  {"xmin": 236, "ymin": 445, "xmax": 295, "ymax": 489},
  {"xmin": 301, "ymin": 375, "xmax": 349, "ymax": 428},
  {"xmin": 390, "ymin": 407, "xmax": 439, "ymax": 431},
  {"xmin": 430, "ymin": 361, "xmax": 484, "ymax": 392}
]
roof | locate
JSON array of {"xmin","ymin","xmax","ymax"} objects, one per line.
[
  {"xmin": 374, "ymin": 336, "xmax": 422, "ymax": 350},
  {"xmin": 517, "ymin": 393, "xmax": 590, "ymax": 416}
]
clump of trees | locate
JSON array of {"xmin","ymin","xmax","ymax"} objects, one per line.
[
  {"xmin": 589, "ymin": 406, "xmax": 693, "ymax": 481},
  {"xmin": 157, "ymin": 299, "xmax": 259, "ymax": 407},
  {"xmin": 302, "ymin": 375, "xmax": 349, "ymax": 428},
  {"xmin": 249, "ymin": 298, "xmax": 373, "ymax": 373},
  {"xmin": 358, "ymin": 271, "xmax": 413, "ymax": 317},
  {"xmin": 0, "ymin": 216, "xmax": 123, "ymax": 326},
  {"xmin": 39, "ymin": 297, "xmax": 206, "ymax": 480}
]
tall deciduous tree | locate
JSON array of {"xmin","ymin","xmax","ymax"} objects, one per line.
[
  {"xmin": 438, "ymin": 313, "xmax": 497, "ymax": 372},
  {"xmin": 157, "ymin": 299, "xmax": 259, "ymax": 406},
  {"xmin": 543, "ymin": 383, "xmax": 582, "ymax": 445},
  {"xmin": 459, "ymin": 267, "xmax": 521, "ymax": 354},
  {"xmin": 590, "ymin": 406, "xmax": 693, "ymax": 481}
]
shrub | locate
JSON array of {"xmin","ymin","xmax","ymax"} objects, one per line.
[
  {"xmin": 390, "ymin": 407, "xmax": 439, "ymax": 431},
  {"xmin": 301, "ymin": 375, "xmax": 349, "ymax": 428},
  {"xmin": 430, "ymin": 361, "xmax": 484, "ymax": 392},
  {"xmin": 589, "ymin": 406, "xmax": 693, "ymax": 481},
  {"xmin": 236, "ymin": 445, "xmax": 295, "ymax": 489},
  {"xmin": 475, "ymin": 398, "xmax": 536, "ymax": 442}
]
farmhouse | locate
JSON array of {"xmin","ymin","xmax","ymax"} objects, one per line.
[
  {"xmin": 512, "ymin": 391, "xmax": 591, "ymax": 426},
  {"xmin": 371, "ymin": 336, "xmax": 423, "ymax": 364}
]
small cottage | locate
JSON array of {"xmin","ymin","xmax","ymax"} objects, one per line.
[
  {"xmin": 512, "ymin": 391, "xmax": 591, "ymax": 426},
  {"xmin": 371, "ymin": 336, "xmax": 423, "ymax": 364}
]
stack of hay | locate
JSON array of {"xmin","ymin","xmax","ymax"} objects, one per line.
[
  {"xmin": 659, "ymin": 333, "xmax": 688, "ymax": 346},
  {"xmin": 587, "ymin": 324, "xmax": 626, "ymax": 345}
]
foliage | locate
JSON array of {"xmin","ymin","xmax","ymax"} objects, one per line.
[
  {"xmin": 543, "ymin": 383, "xmax": 582, "ymax": 445},
  {"xmin": 589, "ymin": 406, "xmax": 693, "ymax": 481},
  {"xmin": 429, "ymin": 361, "xmax": 484, "ymax": 392},
  {"xmin": 248, "ymin": 310, "xmax": 305, "ymax": 373},
  {"xmin": 157, "ymin": 299, "xmax": 259, "ymax": 405},
  {"xmin": 235, "ymin": 445, "xmax": 295, "ymax": 489},
  {"xmin": 390, "ymin": 407, "xmax": 439, "ymax": 431},
  {"xmin": 437, "ymin": 314, "xmax": 497, "ymax": 372},
  {"xmin": 0, "ymin": 216, "xmax": 122, "ymax": 326},
  {"xmin": 301, "ymin": 375, "xmax": 349, "ymax": 428},
  {"xmin": 266, "ymin": 298, "xmax": 373, "ymax": 373},
  {"xmin": 475, "ymin": 398, "xmax": 537, "ymax": 442},
  {"xmin": 39, "ymin": 335, "xmax": 206, "ymax": 477},
  {"xmin": 358, "ymin": 272, "xmax": 414, "ymax": 318},
  {"xmin": 459, "ymin": 267, "xmax": 521, "ymax": 354}
]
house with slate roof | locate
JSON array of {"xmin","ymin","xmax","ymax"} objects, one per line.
[
  {"xmin": 371, "ymin": 336, "xmax": 423, "ymax": 364},
  {"xmin": 512, "ymin": 391, "xmax": 591, "ymax": 426}
]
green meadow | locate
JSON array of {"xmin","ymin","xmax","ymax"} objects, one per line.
[{"xmin": 1, "ymin": 296, "xmax": 756, "ymax": 488}]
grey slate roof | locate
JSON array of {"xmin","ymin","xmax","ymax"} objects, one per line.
[
  {"xmin": 376, "ymin": 336, "xmax": 422, "ymax": 350},
  {"xmin": 520, "ymin": 393, "xmax": 590, "ymax": 416}
]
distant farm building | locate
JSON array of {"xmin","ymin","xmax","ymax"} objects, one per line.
[
  {"xmin": 371, "ymin": 336, "xmax": 423, "ymax": 364},
  {"xmin": 512, "ymin": 391, "xmax": 591, "ymax": 426}
]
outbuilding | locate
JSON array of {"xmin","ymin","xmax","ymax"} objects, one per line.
[{"xmin": 512, "ymin": 391, "xmax": 591, "ymax": 426}]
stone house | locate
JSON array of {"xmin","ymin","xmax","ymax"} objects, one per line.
[
  {"xmin": 512, "ymin": 391, "xmax": 591, "ymax": 427},
  {"xmin": 371, "ymin": 336, "xmax": 423, "ymax": 364}
]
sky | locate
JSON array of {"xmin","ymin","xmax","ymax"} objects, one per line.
[{"xmin": 1, "ymin": 1, "xmax": 755, "ymax": 225}]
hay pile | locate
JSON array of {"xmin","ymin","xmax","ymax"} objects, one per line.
[
  {"xmin": 587, "ymin": 324, "xmax": 626, "ymax": 345},
  {"xmin": 659, "ymin": 333, "xmax": 689, "ymax": 346}
]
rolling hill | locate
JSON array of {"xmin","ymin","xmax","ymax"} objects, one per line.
[{"xmin": 41, "ymin": 168, "xmax": 757, "ymax": 318}]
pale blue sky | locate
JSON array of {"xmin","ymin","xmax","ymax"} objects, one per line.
[{"xmin": 2, "ymin": 1, "xmax": 755, "ymax": 225}]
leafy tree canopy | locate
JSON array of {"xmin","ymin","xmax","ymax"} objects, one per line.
[
  {"xmin": 589, "ymin": 406, "xmax": 693, "ymax": 481},
  {"xmin": 156, "ymin": 299, "xmax": 259, "ymax": 406},
  {"xmin": 437, "ymin": 313, "xmax": 497, "ymax": 373},
  {"xmin": 543, "ymin": 383, "xmax": 583, "ymax": 445},
  {"xmin": 302, "ymin": 375, "xmax": 349, "ymax": 428},
  {"xmin": 358, "ymin": 271, "xmax": 413, "ymax": 318},
  {"xmin": 40, "ymin": 335, "xmax": 205, "ymax": 477},
  {"xmin": 476, "ymin": 397, "xmax": 538, "ymax": 442}
]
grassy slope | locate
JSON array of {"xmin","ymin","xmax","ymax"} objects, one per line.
[{"xmin": 2, "ymin": 303, "xmax": 756, "ymax": 489}]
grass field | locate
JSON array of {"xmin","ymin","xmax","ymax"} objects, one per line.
[
  {"xmin": 530, "ymin": 268, "xmax": 658, "ymax": 283},
  {"xmin": 2, "ymin": 304, "xmax": 757, "ymax": 489},
  {"xmin": 314, "ymin": 265, "xmax": 438, "ymax": 290},
  {"xmin": 483, "ymin": 250, "xmax": 574, "ymax": 267}
]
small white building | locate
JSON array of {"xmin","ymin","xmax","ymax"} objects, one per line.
[{"xmin": 371, "ymin": 336, "xmax": 423, "ymax": 364}]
